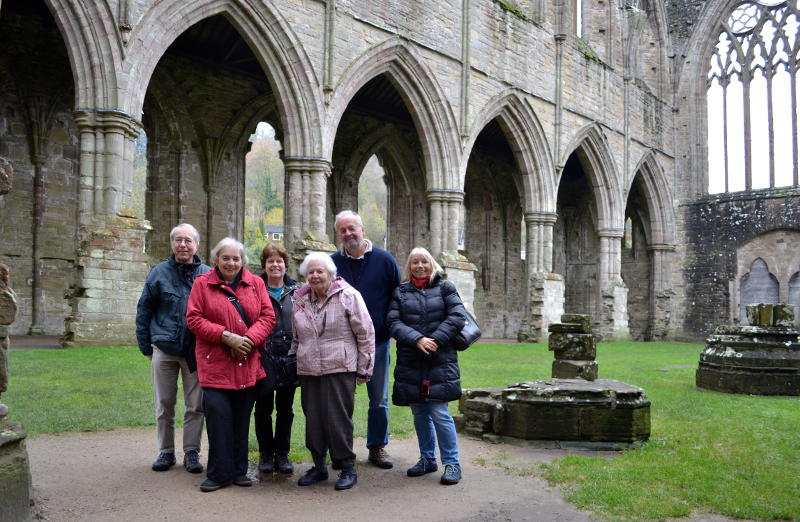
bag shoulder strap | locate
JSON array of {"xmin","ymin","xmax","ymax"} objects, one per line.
[{"xmin": 227, "ymin": 294, "xmax": 251, "ymax": 328}]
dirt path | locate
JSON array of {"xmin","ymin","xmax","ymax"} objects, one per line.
[{"xmin": 27, "ymin": 428, "xmax": 595, "ymax": 522}]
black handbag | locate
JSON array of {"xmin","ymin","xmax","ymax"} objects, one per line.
[
  {"xmin": 226, "ymin": 294, "xmax": 297, "ymax": 389},
  {"xmin": 452, "ymin": 309, "xmax": 482, "ymax": 351}
]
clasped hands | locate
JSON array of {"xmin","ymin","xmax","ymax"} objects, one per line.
[
  {"xmin": 415, "ymin": 336, "xmax": 438, "ymax": 355},
  {"xmin": 222, "ymin": 330, "xmax": 254, "ymax": 360}
]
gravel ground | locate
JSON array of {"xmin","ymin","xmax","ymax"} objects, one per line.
[{"xmin": 27, "ymin": 428, "xmax": 594, "ymax": 522}]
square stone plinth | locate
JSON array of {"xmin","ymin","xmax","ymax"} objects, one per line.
[
  {"xmin": 552, "ymin": 360, "xmax": 598, "ymax": 380},
  {"xmin": 497, "ymin": 380, "xmax": 650, "ymax": 443}
]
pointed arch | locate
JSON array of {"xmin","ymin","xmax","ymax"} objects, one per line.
[
  {"xmin": 629, "ymin": 151, "xmax": 675, "ymax": 246},
  {"xmin": 461, "ymin": 90, "xmax": 557, "ymax": 213},
  {"xmin": 30, "ymin": 0, "xmax": 121, "ymax": 109},
  {"xmin": 325, "ymin": 38, "xmax": 460, "ymax": 190},
  {"xmin": 122, "ymin": 0, "xmax": 322, "ymax": 158},
  {"xmin": 560, "ymin": 123, "xmax": 623, "ymax": 229}
]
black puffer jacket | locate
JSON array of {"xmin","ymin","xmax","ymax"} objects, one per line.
[
  {"xmin": 387, "ymin": 274, "xmax": 467, "ymax": 405},
  {"xmin": 259, "ymin": 273, "xmax": 299, "ymax": 356}
]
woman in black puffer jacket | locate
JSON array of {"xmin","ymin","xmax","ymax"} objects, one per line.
[{"xmin": 387, "ymin": 247, "xmax": 467, "ymax": 486}]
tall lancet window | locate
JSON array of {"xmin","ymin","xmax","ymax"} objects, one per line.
[{"xmin": 708, "ymin": 0, "xmax": 800, "ymax": 193}]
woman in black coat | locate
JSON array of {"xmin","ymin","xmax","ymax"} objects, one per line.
[
  {"xmin": 387, "ymin": 247, "xmax": 467, "ymax": 485},
  {"xmin": 255, "ymin": 243, "xmax": 300, "ymax": 475}
]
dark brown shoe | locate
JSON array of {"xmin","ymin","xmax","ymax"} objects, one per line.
[{"xmin": 368, "ymin": 446, "xmax": 394, "ymax": 469}]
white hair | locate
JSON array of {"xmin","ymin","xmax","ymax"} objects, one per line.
[
  {"xmin": 170, "ymin": 223, "xmax": 200, "ymax": 244},
  {"xmin": 333, "ymin": 210, "xmax": 364, "ymax": 230},
  {"xmin": 209, "ymin": 237, "xmax": 248, "ymax": 266},
  {"xmin": 298, "ymin": 252, "xmax": 337, "ymax": 278}
]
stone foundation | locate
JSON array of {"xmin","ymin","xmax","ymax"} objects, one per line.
[
  {"xmin": 696, "ymin": 304, "xmax": 800, "ymax": 395},
  {"xmin": 0, "ymin": 421, "xmax": 31, "ymax": 522},
  {"xmin": 457, "ymin": 380, "xmax": 651, "ymax": 444}
]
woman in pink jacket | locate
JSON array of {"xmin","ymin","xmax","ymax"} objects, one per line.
[
  {"xmin": 187, "ymin": 237, "xmax": 275, "ymax": 492},
  {"xmin": 291, "ymin": 252, "xmax": 375, "ymax": 491}
]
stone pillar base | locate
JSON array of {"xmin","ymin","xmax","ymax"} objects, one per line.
[
  {"xmin": 597, "ymin": 278, "xmax": 630, "ymax": 341},
  {"xmin": 288, "ymin": 237, "xmax": 336, "ymax": 280},
  {"xmin": 438, "ymin": 252, "xmax": 478, "ymax": 313},
  {"xmin": 517, "ymin": 273, "xmax": 564, "ymax": 342},
  {"xmin": 0, "ymin": 421, "xmax": 31, "ymax": 522},
  {"xmin": 63, "ymin": 217, "xmax": 151, "ymax": 346}
]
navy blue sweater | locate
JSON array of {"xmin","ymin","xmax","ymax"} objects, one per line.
[{"xmin": 331, "ymin": 246, "xmax": 401, "ymax": 342}]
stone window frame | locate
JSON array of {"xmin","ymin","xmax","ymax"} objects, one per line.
[{"xmin": 707, "ymin": 0, "xmax": 800, "ymax": 193}]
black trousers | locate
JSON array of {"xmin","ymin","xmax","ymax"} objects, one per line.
[
  {"xmin": 203, "ymin": 386, "xmax": 257, "ymax": 483},
  {"xmin": 300, "ymin": 372, "xmax": 356, "ymax": 468},
  {"xmin": 254, "ymin": 381, "xmax": 296, "ymax": 455}
]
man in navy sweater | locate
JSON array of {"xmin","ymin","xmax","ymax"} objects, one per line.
[{"xmin": 331, "ymin": 210, "xmax": 401, "ymax": 469}]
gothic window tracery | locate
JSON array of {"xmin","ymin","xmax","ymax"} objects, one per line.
[{"xmin": 707, "ymin": 0, "xmax": 800, "ymax": 193}]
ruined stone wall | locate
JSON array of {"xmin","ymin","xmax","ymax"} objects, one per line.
[
  {"xmin": 680, "ymin": 188, "xmax": 800, "ymax": 340},
  {"xmin": 463, "ymin": 147, "xmax": 525, "ymax": 338},
  {"xmin": 621, "ymin": 217, "xmax": 651, "ymax": 340}
]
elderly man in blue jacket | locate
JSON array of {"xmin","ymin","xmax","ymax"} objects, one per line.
[
  {"xmin": 331, "ymin": 210, "xmax": 401, "ymax": 469},
  {"xmin": 136, "ymin": 223, "xmax": 211, "ymax": 473}
]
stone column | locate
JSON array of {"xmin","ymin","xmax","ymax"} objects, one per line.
[
  {"xmin": 648, "ymin": 243, "xmax": 675, "ymax": 340},
  {"xmin": 283, "ymin": 158, "xmax": 336, "ymax": 277},
  {"xmin": 518, "ymin": 212, "xmax": 564, "ymax": 342},
  {"xmin": 65, "ymin": 110, "xmax": 151, "ymax": 346},
  {"xmin": 426, "ymin": 189, "xmax": 446, "ymax": 257},
  {"xmin": 597, "ymin": 228, "xmax": 630, "ymax": 340}
]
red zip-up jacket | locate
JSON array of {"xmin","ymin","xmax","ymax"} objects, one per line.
[{"xmin": 187, "ymin": 268, "xmax": 275, "ymax": 389}]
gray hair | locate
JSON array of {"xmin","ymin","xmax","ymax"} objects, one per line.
[
  {"xmin": 209, "ymin": 237, "xmax": 248, "ymax": 266},
  {"xmin": 170, "ymin": 223, "xmax": 200, "ymax": 244},
  {"xmin": 333, "ymin": 210, "xmax": 364, "ymax": 230},
  {"xmin": 298, "ymin": 252, "xmax": 337, "ymax": 278}
]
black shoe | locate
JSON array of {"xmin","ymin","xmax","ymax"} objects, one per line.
[
  {"xmin": 275, "ymin": 453, "xmax": 294, "ymax": 474},
  {"xmin": 334, "ymin": 468, "xmax": 357, "ymax": 490},
  {"xmin": 199, "ymin": 478, "xmax": 232, "ymax": 492},
  {"xmin": 233, "ymin": 475, "xmax": 253, "ymax": 487},
  {"xmin": 407, "ymin": 457, "xmax": 438, "ymax": 477},
  {"xmin": 183, "ymin": 450, "xmax": 203, "ymax": 474},
  {"xmin": 152, "ymin": 451, "xmax": 176, "ymax": 472},
  {"xmin": 297, "ymin": 466, "xmax": 328, "ymax": 486},
  {"xmin": 368, "ymin": 446, "xmax": 394, "ymax": 469},
  {"xmin": 258, "ymin": 453, "xmax": 274, "ymax": 473},
  {"xmin": 331, "ymin": 459, "xmax": 342, "ymax": 470},
  {"xmin": 440, "ymin": 463, "xmax": 462, "ymax": 485}
]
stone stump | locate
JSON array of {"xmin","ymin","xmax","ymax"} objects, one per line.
[
  {"xmin": 696, "ymin": 303, "xmax": 800, "ymax": 395},
  {"xmin": 0, "ymin": 263, "xmax": 32, "ymax": 521},
  {"xmin": 548, "ymin": 314, "xmax": 598, "ymax": 380}
]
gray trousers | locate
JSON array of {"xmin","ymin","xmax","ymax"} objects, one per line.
[
  {"xmin": 152, "ymin": 347, "xmax": 204, "ymax": 453},
  {"xmin": 300, "ymin": 372, "xmax": 356, "ymax": 467}
]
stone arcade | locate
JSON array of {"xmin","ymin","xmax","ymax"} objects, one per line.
[{"xmin": 0, "ymin": 0, "xmax": 799, "ymax": 345}]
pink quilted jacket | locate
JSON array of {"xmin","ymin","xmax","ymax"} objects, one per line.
[{"xmin": 290, "ymin": 277, "xmax": 375, "ymax": 379}]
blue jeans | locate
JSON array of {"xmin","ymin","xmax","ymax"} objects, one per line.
[
  {"xmin": 410, "ymin": 401, "xmax": 460, "ymax": 465},
  {"xmin": 366, "ymin": 338, "xmax": 390, "ymax": 448}
]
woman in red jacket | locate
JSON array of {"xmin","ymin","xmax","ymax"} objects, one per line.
[{"xmin": 187, "ymin": 237, "xmax": 275, "ymax": 492}]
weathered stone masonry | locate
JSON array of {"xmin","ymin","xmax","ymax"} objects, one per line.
[{"xmin": 0, "ymin": 0, "xmax": 793, "ymax": 344}]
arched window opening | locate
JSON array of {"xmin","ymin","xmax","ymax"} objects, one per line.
[
  {"xmin": 708, "ymin": 0, "xmax": 800, "ymax": 193},
  {"xmin": 575, "ymin": 0, "xmax": 583, "ymax": 37},
  {"xmin": 244, "ymin": 122, "xmax": 284, "ymax": 263},
  {"xmin": 358, "ymin": 155, "xmax": 388, "ymax": 250},
  {"xmin": 624, "ymin": 216, "xmax": 634, "ymax": 251},
  {"xmin": 739, "ymin": 257, "xmax": 780, "ymax": 322},
  {"xmin": 130, "ymin": 129, "xmax": 147, "ymax": 220}
]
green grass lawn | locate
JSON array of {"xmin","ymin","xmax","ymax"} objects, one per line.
[{"xmin": 5, "ymin": 341, "xmax": 799, "ymax": 520}]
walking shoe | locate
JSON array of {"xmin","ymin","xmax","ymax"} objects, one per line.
[
  {"xmin": 275, "ymin": 453, "xmax": 294, "ymax": 474},
  {"xmin": 440, "ymin": 463, "xmax": 462, "ymax": 485},
  {"xmin": 334, "ymin": 468, "xmax": 357, "ymax": 490},
  {"xmin": 297, "ymin": 466, "xmax": 328, "ymax": 486},
  {"xmin": 258, "ymin": 453, "xmax": 274, "ymax": 473},
  {"xmin": 368, "ymin": 446, "xmax": 394, "ymax": 469},
  {"xmin": 199, "ymin": 478, "xmax": 232, "ymax": 492},
  {"xmin": 183, "ymin": 450, "xmax": 203, "ymax": 474},
  {"xmin": 407, "ymin": 457, "xmax": 438, "ymax": 477},
  {"xmin": 233, "ymin": 475, "xmax": 253, "ymax": 487},
  {"xmin": 151, "ymin": 451, "xmax": 176, "ymax": 472}
]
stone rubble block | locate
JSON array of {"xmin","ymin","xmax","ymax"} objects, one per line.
[
  {"xmin": 772, "ymin": 304, "xmax": 796, "ymax": 327},
  {"xmin": 552, "ymin": 360, "xmax": 598, "ymax": 381},
  {"xmin": 560, "ymin": 314, "xmax": 592, "ymax": 331},
  {"xmin": 548, "ymin": 332, "xmax": 596, "ymax": 359}
]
